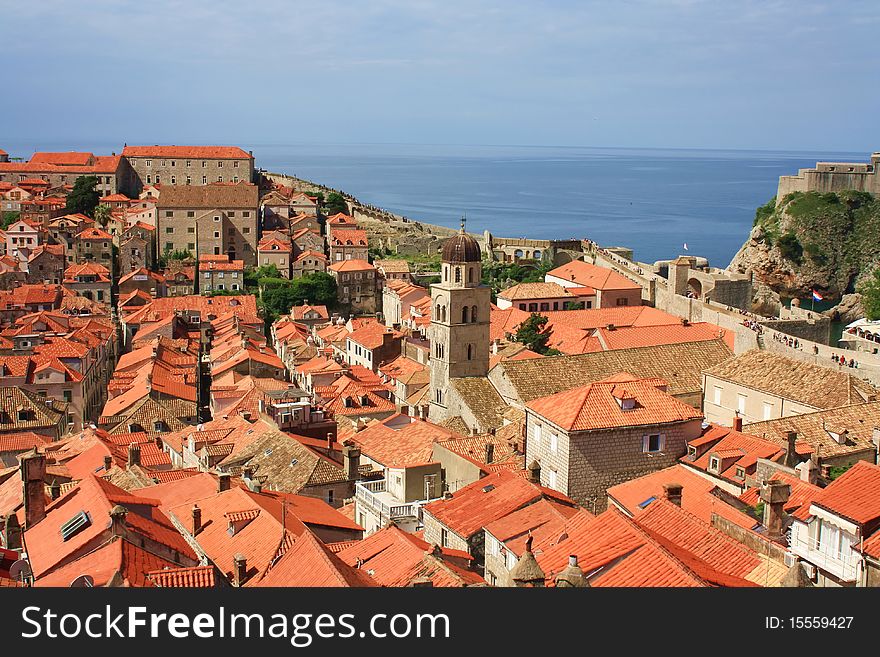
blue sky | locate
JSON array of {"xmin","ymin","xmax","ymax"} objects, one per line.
[{"xmin": 1, "ymin": 0, "xmax": 878, "ymax": 151}]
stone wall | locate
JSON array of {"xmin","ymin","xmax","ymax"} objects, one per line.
[{"xmin": 776, "ymin": 153, "xmax": 880, "ymax": 203}]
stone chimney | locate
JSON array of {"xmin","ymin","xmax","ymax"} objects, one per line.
[
  {"xmin": 218, "ymin": 473, "xmax": 231, "ymax": 492},
  {"xmin": 233, "ymin": 554, "xmax": 247, "ymax": 587},
  {"xmin": 783, "ymin": 431, "xmax": 800, "ymax": 468},
  {"xmin": 485, "ymin": 442, "xmax": 494, "ymax": 464},
  {"xmin": 192, "ymin": 504, "xmax": 202, "ymax": 536},
  {"xmin": 733, "ymin": 415, "xmax": 743, "ymax": 432},
  {"xmin": 2, "ymin": 514, "xmax": 22, "ymax": 551},
  {"xmin": 20, "ymin": 450, "xmax": 46, "ymax": 529},
  {"xmin": 527, "ymin": 460, "xmax": 541, "ymax": 485},
  {"xmin": 343, "ymin": 444, "xmax": 361, "ymax": 481},
  {"xmin": 820, "ymin": 464, "xmax": 832, "ymax": 481},
  {"xmin": 506, "ymin": 536, "xmax": 545, "ymax": 587},
  {"xmin": 555, "ymin": 555, "xmax": 588, "ymax": 588},
  {"xmin": 109, "ymin": 505, "xmax": 128, "ymax": 537},
  {"xmin": 663, "ymin": 482, "xmax": 683, "ymax": 507},
  {"xmin": 326, "ymin": 433, "xmax": 334, "ymax": 451},
  {"xmin": 759, "ymin": 479, "xmax": 791, "ymax": 542},
  {"xmin": 796, "ymin": 459, "xmax": 818, "ymax": 485},
  {"xmin": 127, "ymin": 443, "xmax": 141, "ymax": 468},
  {"xmin": 104, "ymin": 455, "xmax": 113, "ymax": 471}
]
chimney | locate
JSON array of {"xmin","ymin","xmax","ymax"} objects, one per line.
[
  {"xmin": 192, "ymin": 504, "xmax": 202, "ymax": 536},
  {"xmin": 485, "ymin": 442, "xmax": 494, "ymax": 464},
  {"xmin": 251, "ymin": 480, "xmax": 263, "ymax": 493},
  {"xmin": 663, "ymin": 482, "xmax": 683, "ymax": 507},
  {"xmin": 127, "ymin": 443, "xmax": 141, "ymax": 468},
  {"xmin": 681, "ymin": 318, "xmax": 689, "ymax": 326},
  {"xmin": 233, "ymin": 554, "xmax": 247, "ymax": 587},
  {"xmin": 606, "ymin": 323, "xmax": 616, "ymax": 331},
  {"xmin": 784, "ymin": 431, "xmax": 799, "ymax": 468},
  {"xmin": 218, "ymin": 473, "xmax": 231, "ymax": 492},
  {"xmin": 527, "ymin": 460, "xmax": 541, "ymax": 484},
  {"xmin": 820, "ymin": 464, "xmax": 832, "ymax": 481},
  {"xmin": 507, "ymin": 535, "xmax": 545, "ymax": 587},
  {"xmin": 733, "ymin": 415, "xmax": 743, "ymax": 432},
  {"xmin": 326, "ymin": 432, "xmax": 334, "ymax": 451},
  {"xmin": 49, "ymin": 479, "xmax": 61, "ymax": 501},
  {"xmin": 759, "ymin": 479, "xmax": 791, "ymax": 542},
  {"xmin": 109, "ymin": 505, "xmax": 128, "ymax": 537},
  {"xmin": 555, "ymin": 554, "xmax": 588, "ymax": 588},
  {"xmin": 343, "ymin": 444, "xmax": 361, "ymax": 481},
  {"xmin": 20, "ymin": 450, "xmax": 46, "ymax": 529},
  {"xmin": 796, "ymin": 459, "xmax": 818, "ymax": 485},
  {"xmin": 1, "ymin": 514, "xmax": 22, "ymax": 551}
]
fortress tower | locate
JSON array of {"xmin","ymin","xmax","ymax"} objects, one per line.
[{"xmin": 428, "ymin": 220, "xmax": 491, "ymax": 423}]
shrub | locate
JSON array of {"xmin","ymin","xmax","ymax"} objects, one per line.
[{"xmin": 777, "ymin": 232, "xmax": 803, "ymax": 263}]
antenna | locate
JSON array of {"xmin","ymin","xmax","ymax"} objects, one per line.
[
  {"xmin": 69, "ymin": 574, "xmax": 94, "ymax": 587},
  {"xmin": 9, "ymin": 559, "xmax": 32, "ymax": 583}
]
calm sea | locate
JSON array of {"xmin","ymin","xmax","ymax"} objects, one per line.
[{"xmin": 1, "ymin": 140, "xmax": 864, "ymax": 267}]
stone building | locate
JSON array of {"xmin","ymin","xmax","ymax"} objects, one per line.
[
  {"xmin": 63, "ymin": 262, "xmax": 111, "ymax": 303},
  {"xmin": 329, "ymin": 228, "xmax": 369, "ymax": 263},
  {"xmin": 119, "ymin": 222, "xmax": 156, "ymax": 272},
  {"xmin": 121, "ymin": 145, "xmax": 254, "ymax": 196},
  {"xmin": 525, "ymin": 375, "xmax": 704, "ymax": 512},
  {"xmin": 293, "ymin": 250, "xmax": 327, "ymax": 278},
  {"xmin": 162, "ymin": 261, "xmax": 195, "ymax": 297},
  {"xmin": 328, "ymin": 259, "xmax": 378, "ymax": 314},
  {"xmin": 25, "ymin": 244, "xmax": 65, "ymax": 285},
  {"xmin": 74, "ymin": 226, "xmax": 114, "ymax": 266},
  {"xmin": 777, "ymin": 152, "xmax": 880, "ymax": 202},
  {"xmin": 428, "ymin": 226, "xmax": 491, "ymax": 423},
  {"xmin": 157, "ymin": 184, "xmax": 259, "ymax": 266},
  {"xmin": 198, "ymin": 254, "xmax": 245, "ymax": 294},
  {"xmin": 257, "ymin": 236, "xmax": 293, "ymax": 278},
  {"xmin": 0, "ymin": 151, "xmax": 126, "ymax": 195},
  {"xmin": 545, "ymin": 259, "xmax": 643, "ymax": 308}
]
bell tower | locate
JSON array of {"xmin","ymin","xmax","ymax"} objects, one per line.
[{"xmin": 428, "ymin": 218, "xmax": 490, "ymax": 422}]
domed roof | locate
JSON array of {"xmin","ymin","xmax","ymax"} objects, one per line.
[{"xmin": 441, "ymin": 222, "xmax": 481, "ymax": 263}]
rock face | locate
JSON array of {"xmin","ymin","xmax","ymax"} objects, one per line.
[
  {"xmin": 825, "ymin": 293, "xmax": 865, "ymax": 324},
  {"xmin": 728, "ymin": 191, "xmax": 880, "ymax": 302}
]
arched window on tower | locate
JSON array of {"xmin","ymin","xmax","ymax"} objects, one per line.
[
  {"xmin": 443, "ymin": 265, "xmax": 448, "ymax": 282},
  {"xmin": 468, "ymin": 267, "xmax": 474, "ymax": 283},
  {"xmin": 467, "ymin": 344, "xmax": 473, "ymax": 360},
  {"xmin": 435, "ymin": 304, "xmax": 441, "ymax": 320},
  {"xmin": 471, "ymin": 305, "xmax": 478, "ymax": 323},
  {"xmin": 462, "ymin": 306, "xmax": 469, "ymax": 324},
  {"xmin": 455, "ymin": 267, "xmax": 461, "ymax": 283},
  {"xmin": 441, "ymin": 305, "xmax": 446, "ymax": 323}
]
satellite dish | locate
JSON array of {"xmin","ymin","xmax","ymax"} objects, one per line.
[
  {"xmin": 70, "ymin": 574, "xmax": 94, "ymax": 588},
  {"xmin": 9, "ymin": 559, "xmax": 32, "ymax": 581}
]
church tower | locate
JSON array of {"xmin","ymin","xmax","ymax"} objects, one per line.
[{"xmin": 428, "ymin": 220, "xmax": 490, "ymax": 422}]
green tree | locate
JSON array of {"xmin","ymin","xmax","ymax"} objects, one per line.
[
  {"xmin": 859, "ymin": 266, "xmax": 880, "ymax": 321},
  {"xmin": 305, "ymin": 190, "xmax": 325, "ymax": 206},
  {"xmin": 1, "ymin": 211, "xmax": 20, "ymax": 229},
  {"xmin": 65, "ymin": 175, "xmax": 100, "ymax": 217},
  {"xmin": 258, "ymin": 272, "xmax": 338, "ymax": 323},
  {"xmin": 324, "ymin": 192, "xmax": 348, "ymax": 215},
  {"xmin": 777, "ymin": 232, "xmax": 803, "ymax": 264},
  {"xmin": 515, "ymin": 313, "xmax": 556, "ymax": 355},
  {"xmin": 93, "ymin": 203, "xmax": 112, "ymax": 227}
]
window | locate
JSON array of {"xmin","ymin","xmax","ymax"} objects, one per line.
[
  {"xmin": 762, "ymin": 401, "xmax": 773, "ymax": 421},
  {"xmin": 643, "ymin": 434, "xmax": 663, "ymax": 453},
  {"xmin": 186, "ymin": 176, "xmax": 191, "ymax": 185},
  {"xmin": 170, "ymin": 176, "xmax": 176, "ymax": 184},
  {"xmin": 549, "ymin": 433, "xmax": 558, "ymax": 453},
  {"xmin": 548, "ymin": 469, "xmax": 557, "ymax": 488},
  {"xmin": 218, "ymin": 161, "xmax": 223, "ymax": 168},
  {"xmin": 187, "ymin": 225, "xmax": 195, "ymax": 233},
  {"xmin": 204, "ymin": 272, "xmax": 211, "ymax": 279},
  {"xmin": 243, "ymin": 211, "xmax": 251, "ymax": 217},
  {"xmin": 327, "ymin": 490, "xmax": 334, "ymax": 504},
  {"xmin": 165, "ymin": 242, "xmax": 174, "ymax": 251},
  {"xmin": 146, "ymin": 175, "xmax": 152, "ymax": 184},
  {"xmin": 186, "ymin": 160, "xmax": 191, "ymax": 167},
  {"xmin": 202, "ymin": 161, "xmax": 207, "ymax": 167},
  {"xmin": 166, "ymin": 226, "xmax": 174, "ymax": 233},
  {"xmin": 735, "ymin": 467, "xmax": 745, "ymax": 479},
  {"xmin": 709, "ymin": 456, "xmax": 720, "ymax": 472},
  {"xmin": 234, "ymin": 161, "xmax": 240, "ymax": 168},
  {"xmin": 218, "ymin": 176, "xmax": 223, "ymax": 183},
  {"xmin": 466, "ymin": 344, "xmax": 473, "ymax": 360},
  {"xmin": 713, "ymin": 386, "xmax": 722, "ymax": 405},
  {"xmin": 532, "ymin": 423, "xmax": 541, "ymax": 446},
  {"xmin": 441, "ymin": 528, "xmax": 449, "ymax": 547},
  {"xmin": 146, "ymin": 160, "xmax": 152, "ymax": 167},
  {"xmin": 737, "ymin": 393, "xmax": 747, "ymax": 415},
  {"xmin": 616, "ymin": 298, "xmax": 628, "ymax": 306},
  {"xmin": 202, "ymin": 175, "xmax": 207, "ymax": 184},
  {"xmin": 454, "ymin": 267, "xmax": 461, "ymax": 283}
]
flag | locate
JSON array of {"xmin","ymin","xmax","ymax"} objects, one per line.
[
  {"xmin": 683, "ymin": 243, "xmax": 688, "ymax": 251},
  {"xmin": 812, "ymin": 289, "xmax": 823, "ymax": 302}
]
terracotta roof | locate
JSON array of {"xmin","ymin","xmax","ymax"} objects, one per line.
[
  {"xmin": 252, "ymin": 528, "xmax": 377, "ymax": 587},
  {"xmin": 291, "ymin": 304, "xmax": 329, "ymax": 321},
  {"xmin": 122, "ymin": 145, "xmax": 252, "ymax": 159},
  {"xmin": 706, "ymin": 350, "xmax": 877, "ymax": 409},
  {"xmin": 498, "ymin": 281, "xmax": 581, "ymax": 301},
  {"xmin": 157, "ymin": 184, "xmax": 258, "ymax": 209},
  {"xmin": 30, "ymin": 152, "xmax": 94, "ymax": 166},
  {"xmin": 546, "ymin": 260, "xmax": 641, "ymax": 291},
  {"xmin": 331, "ymin": 229, "xmax": 368, "ymax": 247},
  {"xmin": 328, "ymin": 259, "xmax": 375, "ymax": 273},
  {"xmin": 338, "ymin": 524, "xmax": 482, "ymax": 587},
  {"xmin": 351, "ymin": 415, "xmax": 458, "ymax": 468},
  {"xmin": 527, "ymin": 376, "xmax": 702, "ymax": 432},
  {"xmin": 374, "ymin": 259, "xmax": 411, "ymax": 274},
  {"xmin": 423, "ymin": 469, "xmax": 575, "ymax": 540},
  {"xmin": 348, "ymin": 322, "xmax": 402, "ymax": 350},
  {"xmin": 683, "ymin": 425, "xmax": 787, "ymax": 484},
  {"xmin": 738, "ymin": 470, "xmax": 821, "ymax": 516},
  {"xmin": 145, "ymin": 565, "xmax": 216, "ymax": 588},
  {"xmin": 608, "ymin": 464, "xmax": 762, "ymax": 530},
  {"xmin": 792, "ymin": 461, "xmax": 880, "ymax": 528},
  {"xmin": 76, "ymin": 226, "xmax": 113, "ymax": 240}
]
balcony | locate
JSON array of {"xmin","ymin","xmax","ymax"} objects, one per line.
[
  {"xmin": 789, "ymin": 532, "xmax": 860, "ymax": 583},
  {"xmin": 355, "ymin": 479, "xmax": 424, "ymax": 523}
]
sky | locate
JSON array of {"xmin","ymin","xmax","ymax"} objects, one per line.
[{"xmin": 1, "ymin": 0, "xmax": 878, "ymax": 151}]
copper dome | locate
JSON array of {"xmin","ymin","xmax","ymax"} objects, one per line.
[{"xmin": 441, "ymin": 231, "xmax": 481, "ymax": 263}]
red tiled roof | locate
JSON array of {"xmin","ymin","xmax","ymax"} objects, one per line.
[
  {"xmin": 350, "ymin": 414, "xmax": 454, "ymax": 468},
  {"xmin": 546, "ymin": 260, "xmax": 641, "ymax": 291},
  {"xmin": 122, "ymin": 145, "xmax": 252, "ymax": 159},
  {"xmin": 738, "ymin": 470, "xmax": 821, "ymax": 516},
  {"xmin": 526, "ymin": 375, "xmax": 702, "ymax": 432},
  {"xmin": 145, "ymin": 565, "xmax": 216, "ymax": 588},
  {"xmin": 348, "ymin": 321, "xmax": 402, "ymax": 350},
  {"xmin": 328, "ymin": 259, "xmax": 375, "ymax": 273},
  {"xmin": 423, "ymin": 469, "xmax": 576, "ymax": 539},
  {"xmin": 792, "ymin": 461, "xmax": 880, "ymax": 527}
]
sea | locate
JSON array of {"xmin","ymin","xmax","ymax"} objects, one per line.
[{"xmin": 1, "ymin": 139, "xmax": 866, "ymax": 268}]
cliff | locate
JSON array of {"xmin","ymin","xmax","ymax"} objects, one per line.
[{"xmin": 729, "ymin": 190, "xmax": 880, "ymax": 301}]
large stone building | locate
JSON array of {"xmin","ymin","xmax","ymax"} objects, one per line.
[
  {"xmin": 777, "ymin": 152, "xmax": 880, "ymax": 202},
  {"xmin": 121, "ymin": 145, "xmax": 254, "ymax": 195},
  {"xmin": 428, "ymin": 226, "xmax": 491, "ymax": 423},
  {"xmin": 0, "ymin": 151, "xmax": 126, "ymax": 195},
  {"xmin": 157, "ymin": 184, "xmax": 260, "ymax": 265},
  {"xmin": 328, "ymin": 259, "xmax": 379, "ymax": 314}
]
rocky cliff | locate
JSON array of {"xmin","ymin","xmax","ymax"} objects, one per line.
[{"xmin": 729, "ymin": 190, "xmax": 880, "ymax": 302}]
